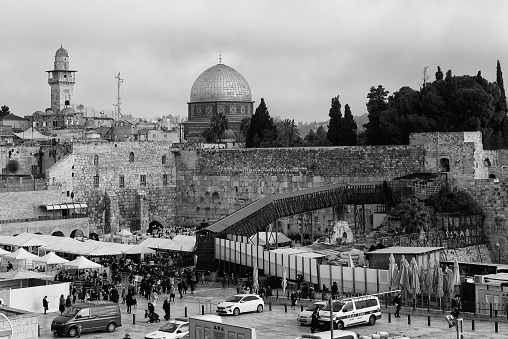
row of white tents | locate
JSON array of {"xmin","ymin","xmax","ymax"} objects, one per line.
[{"xmin": 0, "ymin": 233, "xmax": 196, "ymax": 256}]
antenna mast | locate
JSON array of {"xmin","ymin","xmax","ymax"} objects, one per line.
[{"xmin": 114, "ymin": 72, "xmax": 124, "ymax": 122}]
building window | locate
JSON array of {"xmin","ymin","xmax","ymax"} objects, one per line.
[
  {"xmin": 93, "ymin": 155, "xmax": 99, "ymax": 167},
  {"xmin": 129, "ymin": 152, "xmax": 135, "ymax": 162},
  {"xmin": 31, "ymin": 165, "xmax": 38, "ymax": 175},
  {"xmin": 2, "ymin": 168, "xmax": 6, "ymax": 174},
  {"xmin": 163, "ymin": 174, "xmax": 168, "ymax": 185},
  {"xmin": 93, "ymin": 175, "xmax": 99, "ymax": 188},
  {"xmin": 140, "ymin": 175, "xmax": 146, "ymax": 186},
  {"xmin": 162, "ymin": 155, "xmax": 167, "ymax": 164},
  {"xmin": 119, "ymin": 175, "xmax": 125, "ymax": 188}
]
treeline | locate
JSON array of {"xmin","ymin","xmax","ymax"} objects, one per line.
[{"xmin": 205, "ymin": 60, "xmax": 508, "ymax": 149}]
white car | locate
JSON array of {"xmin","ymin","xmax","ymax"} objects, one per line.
[
  {"xmin": 293, "ymin": 330, "xmax": 359, "ymax": 339},
  {"xmin": 216, "ymin": 294, "xmax": 264, "ymax": 316},
  {"xmin": 297, "ymin": 301, "xmax": 327, "ymax": 325},
  {"xmin": 144, "ymin": 318, "xmax": 190, "ymax": 339},
  {"xmin": 144, "ymin": 315, "xmax": 222, "ymax": 339}
]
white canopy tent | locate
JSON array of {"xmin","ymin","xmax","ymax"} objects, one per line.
[
  {"xmin": 139, "ymin": 235, "xmax": 196, "ymax": 252},
  {"xmin": 63, "ymin": 256, "xmax": 102, "ymax": 270},
  {"xmin": 33, "ymin": 251, "xmax": 69, "ymax": 265},
  {"xmin": 3, "ymin": 248, "xmax": 40, "ymax": 269}
]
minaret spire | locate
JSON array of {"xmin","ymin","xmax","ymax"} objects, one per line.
[{"xmin": 219, "ymin": 51, "xmax": 222, "ymax": 64}]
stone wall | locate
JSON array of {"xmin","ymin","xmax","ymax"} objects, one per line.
[
  {"xmin": 0, "ymin": 190, "xmax": 73, "ymax": 220},
  {"xmin": 0, "ymin": 217, "xmax": 88, "ymax": 237},
  {"xmin": 0, "ymin": 146, "xmax": 39, "ymax": 175},
  {"xmin": 409, "ymin": 131, "xmax": 488, "ymax": 182},
  {"xmin": 58, "ymin": 142, "xmax": 178, "ymax": 234},
  {"xmin": 0, "ymin": 306, "xmax": 38, "ymax": 339},
  {"xmin": 175, "ymin": 146, "xmax": 426, "ymax": 226}
]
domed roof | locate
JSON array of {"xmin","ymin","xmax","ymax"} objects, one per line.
[
  {"xmin": 55, "ymin": 45, "xmax": 68, "ymax": 57},
  {"xmin": 190, "ymin": 63, "xmax": 252, "ymax": 103},
  {"xmin": 60, "ymin": 107, "xmax": 75, "ymax": 114}
]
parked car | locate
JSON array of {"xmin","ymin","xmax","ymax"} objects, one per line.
[
  {"xmin": 318, "ymin": 295, "xmax": 381, "ymax": 330},
  {"xmin": 144, "ymin": 315, "xmax": 222, "ymax": 339},
  {"xmin": 293, "ymin": 329, "xmax": 359, "ymax": 339},
  {"xmin": 297, "ymin": 301, "xmax": 327, "ymax": 325},
  {"xmin": 216, "ymin": 294, "xmax": 264, "ymax": 316},
  {"xmin": 51, "ymin": 302, "xmax": 122, "ymax": 337}
]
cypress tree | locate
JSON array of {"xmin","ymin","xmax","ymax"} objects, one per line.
[
  {"xmin": 364, "ymin": 85, "xmax": 389, "ymax": 145},
  {"xmin": 497, "ymin": 60, "xmax": 507, "ymax": 112},
  {"xmin": 326, "ymin": 95, "xmax": 342, "ymax": 146},
  {"xmin": 341, "ymin": 104, "xmax": 358, "ymax": 146},
  {"xmin": 435, "ymin": 66, "xmax": 443, "ymax": 81}
]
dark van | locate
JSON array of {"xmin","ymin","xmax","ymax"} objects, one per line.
[{"xmin": 51, "ymin": 302, "xmax": 122, "ymax": 337}]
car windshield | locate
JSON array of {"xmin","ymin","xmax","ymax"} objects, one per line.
[
  {"xmin": 225, "ymin": 296, "xmax": 243, "ymax": 302},
  {"xmin": 62, "ymin": 306, "xmax": 80, "ymax": 317},
  {"xmin": 160, "ymin": 322, "xmax": 181, "ymax": 333},
  {"xmin": 305, "ymin": 304, "xmax": 323, "ymax": 312},
  {"xmin": 321, "ymin": 302, "xmax": 344, "ymax": 312}
]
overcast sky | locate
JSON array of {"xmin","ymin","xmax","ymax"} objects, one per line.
[{"xmin": 1, "ymin": 0, "xmax": 508, "ymax": 123}]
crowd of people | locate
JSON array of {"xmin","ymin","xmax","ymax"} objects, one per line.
[{"xmin": 147, "ymin": 225, "xmax": 196, "ymax": 239}]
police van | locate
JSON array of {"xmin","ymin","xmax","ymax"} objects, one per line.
[{"xmin": 318, "ymin": 295, "xmax": 381, "ymax": 330}]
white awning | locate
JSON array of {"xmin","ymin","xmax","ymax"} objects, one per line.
[{"xmin": 43, "ymin": 203, "xmax": 88, "ymax": 211}]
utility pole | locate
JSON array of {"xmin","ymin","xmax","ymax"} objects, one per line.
[{"xmin": 114, "ymin": 72, "xmax": 124, "ymax": 123}]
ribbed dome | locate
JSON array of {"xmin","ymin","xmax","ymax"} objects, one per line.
[
  {"xmin": 190, "ymin": 63, "xmax": 252, "ymax": 102},
  {"xmin": 55, "ymin": 45, "xmax": 68, "ymax": 57}
]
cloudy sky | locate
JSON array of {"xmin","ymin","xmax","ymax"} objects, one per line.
[{"xmin": 1, "ymin": 0, "xmax": 508, "ymax": 124}]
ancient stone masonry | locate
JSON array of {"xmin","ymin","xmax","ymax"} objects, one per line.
[
  {"xmin": 175, "ymin": 146, "xmax": 426, "ymax": 227},
  {"xmin": 63, "ymin": 142, "xmax": 177, "ymax": 234}
]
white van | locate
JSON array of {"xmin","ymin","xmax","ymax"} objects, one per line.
[
  {"xmin": 318, "ymin": 295, "xmax": 381, "ymax": 330},
  {"xmin": 144, "ymin": 315, "xmax": 222, "ymax": 339}
]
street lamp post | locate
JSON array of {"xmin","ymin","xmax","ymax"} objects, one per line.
[{"xmin": 496, "ymin": 243, "xmax": 500, "ymax": 264}]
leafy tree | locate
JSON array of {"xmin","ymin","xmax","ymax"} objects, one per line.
[
  {"xmin": 0, "ymin": 105, "xmax": 10, "ymax": 118},
  {"xmin": 340, "ymin": 104, "xmax": 358, "ymax": 146},
  {"xmin": 5, "ymin": 159, "xmax": 19, "ymax": 173},
  {"xmin": 431, "ymin": 190, "xmax": 483, "ymax": 215},
  {"xmin": 435, "ymin": 66, "xmax": 443, "ymax": 81},
  {"xmin": 389, "ymin": 198, "xmax": 428, "ymax": 234},
  {"xmin": 326, "ymin": 95, "xmax": 342, "ymax": 145},
  {"xmin": 275, "ymin": 119, "xmax": 299, "ymax": 146},
  {"xmin": 304, "ymin": 125, "xmax": 331, "ymax": 146},
  {"xmin": 246, "ymin": 98, "xmax": 277, "ymax": 148},
  {"xmin": 364, "ymin": 85, "xmax": 389, "ymax": 145},
  {"xmin": 239, "ymin": 117, "xmax": 251, "ymax": 144},
  {"xmin": 202, "ymin": 113, "xmax": 229, "ymax": 143}
]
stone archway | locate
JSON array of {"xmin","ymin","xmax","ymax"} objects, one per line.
[
  {"xmin": 52, "ymin": 231, "xmax": 64, "ymax": 237},
  {"xmin": 70, "ymin": 229, "xmax": 84, "ymax": 239},
  {"xmin": 148, "ymin": 220, "xmax": 163, "ymax": 236}
]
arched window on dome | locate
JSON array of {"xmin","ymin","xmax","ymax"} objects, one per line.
[
  {"xmin": 129, "ymin": 152, "xmax": 135, "ymax": 162},
  {"xmin": 162, "ymin": 155, "xmax": 167, "ymax": 165},
  {"xmin": 93, "ymin": 155, "xmax": 99, "ymax": 167}
]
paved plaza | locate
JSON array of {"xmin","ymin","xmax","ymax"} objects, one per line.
[{"xmin": 36, "ymin": 285, "xmax": 507, "ymax": 339}]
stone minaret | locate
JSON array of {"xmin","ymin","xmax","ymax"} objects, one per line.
[{"xmin": 46, "ymin": 45, "xmax": 77, "ymax": 113}]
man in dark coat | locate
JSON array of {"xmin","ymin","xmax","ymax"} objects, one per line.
[
  {"xmin": 43, "ymin": 296, "xmax": 49, "ymax": 314},
  {"xmin": 393, "ymin": 292, "xmax": 401, "ymax": 317},
  {"xmin": 290, "ymin": 291, "xmax": 298, "ymax": 309},
  {"xmin": 163, "ymin": 297, "xmax": 171, "ymax": 320},
  {"xmin": 310, "ymin": 309, "xmax": 320, "ymax": 333}
]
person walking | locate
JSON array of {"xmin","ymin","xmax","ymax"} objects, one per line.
[
  {"xmin": 290, "ymin": 291, "xmax": 298, "ymax": 309},
  {"xmin": 451, "ymin": 294, "xmax": 462, "ymax": 318},
  {"xmin": 321, "ymin": 284, "xmax": 329, "ymax": 301},
  {"xmin": 126, "ymin": 291, "xmax": 133, "ymax": 314},
  {"xmin": 163, "ymin": 297, "xmax": 171, "ymax": 320},
  {"xmin": 393, "ymin": 292, "xmax": 402, "ymax": 317},
  {"xmin": 177, "ymin": 280, "xmax": 183, "ymax": 299},
  {"xmin": 65, "ymin": 295, "xmax": 71, "ymax": 308},
  {"xmin": 59, "ymin": 295, "xmax": 65, "ymax": 315},
  {"xmin": 43, "ymin": 296, "xmax": 49, "ymax": 314},
  {"xmin": 331, "ymin": 282, "xmax": 338, "ymax": 300},
  {"xmin": 169, "ymin": 284, "xmax": 176, "ymax": 302},
  {"xmin": 310, "ymin": 309, "xmax": 320, "ymax": 333}
]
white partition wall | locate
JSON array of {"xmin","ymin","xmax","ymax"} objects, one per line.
[{"xmin": 215, "ymin": 238, "xmax": 389, "ymax": 294}]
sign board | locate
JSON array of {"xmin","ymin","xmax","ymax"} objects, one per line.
[{"xmin": 189, "ymin": 317, "xmax": 256, "ymax": 339}]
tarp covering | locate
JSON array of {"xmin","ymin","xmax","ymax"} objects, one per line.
[
  {"xmin": 63, "ymin": 256, "xmax": 101, "ymax": 269},
  {"xmin": 44, "ymin": 203, "xmax": 87, "ymax": 211},
  {"xmin": 124, "ymin": 244, "xmax": 155, "ymax": 255},
  {"xmin": 14, "ymin": 127, "xmax": 54, "ymax": 141},
  {"xmin": 0, "ymin": 270, "xmax": 53, "ymax": 280},
  {"xmin": 139, "ymin": 235, "xmax": 196, "ymax": 252},
  {"xmin": 248, "ymin": 232, "xmax": 292, "ymax": 246},
  {"xmin": 41, "ymin": 240, "xmax": 133, "ymax": 256},
  {"xmin": 0, "ymin": 235, "xmax": 48, "ymax": 248},
  {"xmin": 4, "ymin": 248, "xmax": 39, "ymax": 261}
]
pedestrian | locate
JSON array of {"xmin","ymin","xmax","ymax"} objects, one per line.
[
  {"xmin": 393, "ymin": 292, "xmax": 401, "ymax": 317},
  {"xmin": 126, "ymin": 291, "xmax": 133, "ymax": 314},
  {"xmin": 65, "ymin": 295, "xmax": 71, "ymax": 308},
  {"xmin": 151, "ymin": 291, "xmax": 159, "ymax": 306},
  {"xmin": 59, "ymin": 295, "xmax": 65, "ymax": 315},
  {"xmin": 290, "ymin": 291, "xmax": 298, "ymax": 309},
  {"xmin": 169, "ymin": 284, "xmax": 176, "ymax": 302},
  {"xmin": 451, "ymin": 294, "xmax": 462, "ymax": 318},
  {"xmin": 76, "ymin": 323, "xmax": 82, "ymax": 338},
  {"xmin": 331, "ymin": 282, "xmax": 338, "ymax": 300},
  {"xmin": 321, "ymin": 284, "xmax": 329, "ymax": 301},
  {"xmin": 121, "ymin": 286, "xmax": 126, "ymax": 304},
  {"xmin": 43, "ymin": 296, "xmax": 49, "ymax": 314},
  {"xmin": 310, "ymin": 309, "xmax": 320, "ymax": 333},
  {"xmin": 163, "ymin": 297, "xmax": 171, "ymax": 320},
  {"xmin": 177, "ymin": 280, "xmax": 183, "ymax": 298}
]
